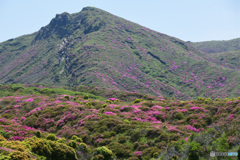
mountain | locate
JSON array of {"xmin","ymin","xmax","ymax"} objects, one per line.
[
  {"xmin": 0, "ymin": 7, "xmax": 240, "ymax": 99},
  {"xmin": 188, "ymin": 39, "xmax": 240, "ymax": 71},
  {"xmin": 189, "ymin": 38, "xmax": 240, "ymax": 53}
]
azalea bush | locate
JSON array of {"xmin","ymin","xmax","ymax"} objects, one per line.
[{"xmin": 0, "ymin": 85, "xmax": 239, "ymax": 159}]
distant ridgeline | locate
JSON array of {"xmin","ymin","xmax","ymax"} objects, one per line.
[{"xmin": 0, "ymin": 7, "xmax": 240, "ymax": 100}]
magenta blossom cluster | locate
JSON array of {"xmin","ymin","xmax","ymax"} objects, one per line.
[{"xmin": 23, "ymin": 98, "xmax": 34, "ymax": 102}]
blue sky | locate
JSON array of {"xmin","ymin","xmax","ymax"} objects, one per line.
[{"xmin": 0, "ymin": 0, "xmax": 239, "ymax": 42}]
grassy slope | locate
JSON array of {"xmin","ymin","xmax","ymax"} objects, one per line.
[
  {"xmin": 0, "ymin": 85, "xmax": 240, "ymax": 159},
  {"xmin": 189, "ymin": 38, "xmax": 240, "ymax": 53},
  {"xmin": 0, "ymin": 7, "xmax": 240, "ymax": 100},
  {"xmin": 204, "ymin": 51, "xmax": 240, "ymax": 70}
]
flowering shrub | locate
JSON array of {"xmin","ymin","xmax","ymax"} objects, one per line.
[
  {"xmin": 189, "ymin": 106, "xmax": 208, "ymax": 112},
  {"xmin": 0, "ymin": 85, "xmax": 239, "ymax": 159},
  {"xmin": 134, "ymin": 151, "xmax": 142, "ymax": 156},
  {"xmin": 103, "ymin": 112, "xmax": 117, "ymax": 116},
  {"xmin": 22, "ymin": 98, "xmax": 34, "ymax": 102}
]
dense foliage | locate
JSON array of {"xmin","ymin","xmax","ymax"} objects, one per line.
[{"xmin": 0, "ymin": 84, "xmax": 240, "ymax": 159}]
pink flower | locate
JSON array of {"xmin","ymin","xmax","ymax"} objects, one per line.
[
  {"xmin": 184, "ymin": 138, "xmax": 188, "ymax": 141},
  {"xmin": 168, "ymin": 126, "xmax": 180, "ymax": 132},
  {"xmin": 134, "ymin": 151, "xmax": 142, "ymax": 156},
  {"xmin": 10, "ymin": 136, "xmax": 24, "ymax": 141},
  {"xmin": 152, "ymin": 105, "xmax": 165, "ymax": 110},
  {"xmin": 185, "ymin": 125, "xmax": 204, "ymax": 132},
  {"xmin": 108, "ymin": 98, "xmax": 118, "ymax": 101},
  {"xmin": 54, "ymin": 100, "xmax": 62, "ymax": 103},
  {"xmin": 0, "ymin": 147, "xmax": 14, "ymax": 153},
  {"xmin": 228, "ymin": 114, "xmax": 235, "ymax": 119},
  {"xmin": 23, "ymin": 98, "xmax": 34, "ymax": 102},
  {"xmin": 13, "ymin": 105, "xmax": 21, "ymax": 109},
  {"xmin": 180, "ymin": 109, "xmax": 188, "ymax": 112}
]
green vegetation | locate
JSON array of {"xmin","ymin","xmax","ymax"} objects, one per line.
[
  {"xmin": 0, "ymin": 84, "xmax": 239, "ymax": 159},
  {"xmin": 0, "ymin": 6, "xmax": 240, "ymax": 160},
  {"xmin": 0, "ymin": 7, "xmax": 239, "ymax": 100},
  {"xmin": 189, "ymin": 38, "xmax": 240, "ymax": 53}
]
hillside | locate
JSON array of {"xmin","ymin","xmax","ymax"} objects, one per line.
[
  {"xmin": 189, "ymin": 39, "xmax": 240, "ymax": 71},
  {"xmin": 189, "ymin": 38, "xmax": 240, "ymax": 53},
  {"xmin": 0, "ymin": 84, "xmax": 240, "ymax": 159},
  {"xmin": 0, "ymin": 7, "xmax": 240, "ymax": 99}
]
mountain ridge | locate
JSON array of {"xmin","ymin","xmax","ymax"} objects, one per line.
[
  {"xmin": 189, "ymin": 38, "xmax": 240, "ymax": 53},
  {"xmin": 0, "ymin": 7, "xmax": 239, "ymax": 99}
]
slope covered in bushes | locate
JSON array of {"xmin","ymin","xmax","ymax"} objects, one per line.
[
  {"xmin": 1, "ymin": 7, "xmax": 240, "ymax": 100},
  {"xmin": 0, "ymin": 84, "xmax": 240, "ymax": 159},
  {"xmin": 189, "ymin": 38, "xmax": 240, "ymax": 54}
]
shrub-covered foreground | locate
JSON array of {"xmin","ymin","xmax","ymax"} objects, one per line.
[{"xmin": 0, "ymin": 84, "xmax": 240, "ymax": 159}]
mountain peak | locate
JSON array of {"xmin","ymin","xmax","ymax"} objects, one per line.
[
  {"xmin": 1, "ymin": 7, "xmax": 240, "ymax": 100},
  {"xmin": 34, "ymin": 7, "xmax": 107, "ymax": 41},
  {"xmin": 81, "ymin": 6, "xmax": 100, "ymax": 11}
]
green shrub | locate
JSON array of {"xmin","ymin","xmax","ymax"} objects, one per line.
[
  {"xmin": 98, "ymin": 126, "xmax": 108, "ymax": 133},
  {"xmin": 48, "ymin": 140, "xmax": 78, "ymax": 160},
  {"xmin": 108, "ymin": 142, "xmax": 130, "ymax": 158},
  {"xmin": 118, "ymin": 136, "xmax": 127, "ymax": 143},
  {"xmin": 114, "ymin": 99, "xmax": 120, "ymax": 103},
  {"xmin": 64, "ymin": 96, "xmax": 70, "ymax": 101},
  {"xmin": 105, "ymin": 100, "xmax": 112, "ymax": 104},
  {"xmin": 79, "ymin": 143, "xmax": 88, "ymax": 152},
  {"xmin": 123, "ymin": 119, "xmax": 130, "ymax": 124},
  {"xmin": 94, "ymin": 146, "xmax": 114, "ymax": 160},
  {"xmin": 102, "ymin": 104, "xmax": 107, "ymax": 108},
  {"xmin": 103, "ymin": 131, "xmax": 116, "ymax": 138},
  {"xmin": 141, "ymin": 147, "xmax": 161, "ymax": 159},
  {"xmin": 143, "ymin": 101, "xmax": 154, "ymax": 107},
  {"xmin": 189, "ymin": 133, "xmax": 196, "ymax": 141},
  {"xmin": 9, "ymin": 151, "xmax": 31, "ymax": 160},
  {"xmin": 68, "ymin": 140, "xmax": 78, "ymax": 149},
  {"xmin": 0, "ymin": 155, "xmax": 11, "ymax": 160},
  {"xmin": 134, "ymin": 99, "xmax": 142, "ymax": 103},
  {"xmin": 24, "ymin": 137, "xmax": 52, "ymax": 158},
  {"xmin": 24, "ymin": 137, "xmax": 77, "ymax": 160},
  {"xmin": 0, "ymin": 130, "xmax": 11, "ymax": 139},
  {"xmin": 83, "ymin": 95, "xmax": 89, "ymax": 100},
  {"xmin": 169, "ymin": 155, "xmax": 179, "ymax": 160},
  {"xmin": 86, "ymin": 102, "xmax": 92, "ymax": 106},
  {"xmin": 212, "ymin": 133, "xmax": 229, "ymax": 152},
  {"xmin": 205, "ymin": 98, "xmax": 212, "ymax": 104},
  {"xmin": 91, "ymin": 154, "xmax": 104, "ymax": 160},
  {"xmin": 0, "ymin": 135, "xmax": 6, "ymax": 141},
  {"xmin": 173, "ymin": 112, "xmax": 184, "ymax": 120},
  {"xmin": 101, "ymin": 109, "xmax": 105, "ymax": 113},
  {"xmin": 46, "ymin": 134, "xmax": 56, "ymax": 141},
  {"xmin": 188, "ymin": 141, "xmax": 200, "ymax": 160},
  {"xmin": 36, "ymin": 130, "xmax": 42, "ymax": 138},
  {"xmin": 57, "ymin": 138, "xmax": 66, "ymax": 144},
  {"xmin": 197, "ymin": 97, "xmax": 205, "ymax": 101},
  {"xmin": 71, "ymin": 135, "xmax": 83, "ymax": 143},
  {"xmin": 153, "ymin": 152, "xmax": 159, "ymax": 158},
  {"xmin": 162, "ymin": 125, "xmax": 168, "ymax": 131}
]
